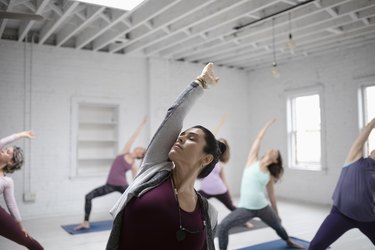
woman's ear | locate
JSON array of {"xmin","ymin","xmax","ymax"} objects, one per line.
[{"xmin": 202, "ymin": 154, "xmax": 214, "ymax": 167}]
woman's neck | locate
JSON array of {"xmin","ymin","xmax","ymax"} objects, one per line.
[
  {"xmin": 0, "ymin": 168, "xmax": 5, "ymax": 177},
  {"xmin": 172, "ymin": 167, "xmax": 197, "ymax": 195}
]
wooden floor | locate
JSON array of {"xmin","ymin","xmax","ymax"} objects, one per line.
[{"xmin": 0, "ymin": 198, "xmax": 374, "ymax": 250}]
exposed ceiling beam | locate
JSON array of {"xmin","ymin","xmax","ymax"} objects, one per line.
[
  {"xmin": 0, "ymin": 0, "xmax": 15, "ymax": 38},
  {"xmin": 225, "ymin": 22, "xmax": 375, "ymax": 69},
  {"xmin": 38, "ymin": 1, "xmax": 80, "ymax": 44},
  {"xmin": 18, "ymin": 0, "xmax": 51, "ymax": 42},
  {"xmin": 144, "ymin": 0, "xmax": 275, "ymax": 57},
  {"xmin": 56, "ymin": 5, "xmax": 105, "ymax": 47},
  {"xmin": 163, "ymin": 0, "xmax": 352, "ymax": 61},
  {"xmin": 91, "ymin": 0, "xmax": 179, "ymax": 51},
  {"xmin": 108, "ymin": 0, "xmax": 218, "ymax": 54}
]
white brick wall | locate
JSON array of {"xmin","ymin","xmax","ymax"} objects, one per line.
[
  {"xmin": 0, "ymin": 40, "xmax": 250, "ymax": 219},
  {"xmin": 2, "ymin": 38, "xmax": 374, "ymax": 219}
]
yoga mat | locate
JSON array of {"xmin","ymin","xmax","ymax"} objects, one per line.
[
  {"xmin": 237, "ymin": 236, "xmax": 310, "ymax": 250},
  {"xmin": 61, "ymin": 220, "xmax": 113, "ymax": 235},
  {"xmin": 215, "ymin": 219, "xmax": 268, "ymax": 237}
]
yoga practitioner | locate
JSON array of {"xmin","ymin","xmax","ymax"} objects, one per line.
[
  {"xmin": 74, "ymin": 117, "xmax": 147, "ymax": 230},
  {"xmin": 0, "ymin": 130, "xmax": 44, "ymax": 250},
  {"xmin": 217, "ymin": 119, "xmax": 303, "ymax": 250},
  {"xmin": 106, "ymin": 63, "xmax": 219, "ymax": 250},
  {"xmin": 198, "ymin": 138, "xmax": 236, "ymax": 211},
  {"xmin": 198, "ymin": 117, "xmax": 254, "ymax": 228},
  {"xmin": 308, "ymin": 118, "xmax": 375, "ymax": 249}
]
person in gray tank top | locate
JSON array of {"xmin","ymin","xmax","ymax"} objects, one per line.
[{"xmin": 309, "ymin": 118, "xmax": 375, "ymax": 249}]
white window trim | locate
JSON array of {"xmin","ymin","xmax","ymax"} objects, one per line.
[
  {"xmin": 285, "ymin": 85, "xmax": 326, "ymax": 171},
  {"xmin": 358, "ymin": 81, "xmax": 375, "ymax": 157},
  {"xmin": 70, "ymin": 96, "xmax": 122, "ymax": 178}
]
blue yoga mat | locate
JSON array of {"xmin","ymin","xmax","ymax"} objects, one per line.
[
  {"xmin": 237, "ymin": 237, "xmax": 310, "ymax": 250},
  {"xmin": 61, "ymin": 220, "xmax": 113, "ymax": 235}
]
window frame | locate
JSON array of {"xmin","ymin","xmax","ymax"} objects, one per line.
[
  {"xmin": 286, "ymin": 86, "xmax": 325, "ymax": 171},
  {"xmin": 359, "ymin": 83, "xmax": 375, "ymax": 156}
]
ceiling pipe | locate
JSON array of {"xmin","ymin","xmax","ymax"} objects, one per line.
[{"xmin": 233, "ymin": 0, "xmax": 317, "ymax": 30}]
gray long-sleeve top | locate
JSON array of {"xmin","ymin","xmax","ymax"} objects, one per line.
[{"xmin": 106, "ymin": 82, "xmax": 217, "ymax": 250}]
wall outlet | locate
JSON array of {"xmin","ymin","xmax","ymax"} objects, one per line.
[{"xmin": 23, "ymin": 192, "xmax": 36, "ymax": 202}]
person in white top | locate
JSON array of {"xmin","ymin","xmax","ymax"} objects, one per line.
[{"xmin": 0, "ymin": 130, "xmax": 43, "ymax": 250}]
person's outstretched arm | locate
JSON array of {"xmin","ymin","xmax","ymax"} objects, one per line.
[
  {"xmin": 119, "ymin": 116, "xmax": 147, "ymax": 155},
  {"xmin": 246, "ymin": 119, "xmax": 276, "ymax": 166},
  {"xmin": 212, "ymin": 114, "xmax": 228, "ymax": 136},
  {"xmin": 345, "ymin": 118, "xmax": 375, "ymax": 164},
  {"xmin": 140, "ymin": 63, "xmax": 219, "ymax": 172},
  {"xmin": 0, "ymin": 130, "xmax": 35, "ymax": 148},
  {"xmin": 266, "ymin": 177, "xmax": 280, "ymax": 220}
]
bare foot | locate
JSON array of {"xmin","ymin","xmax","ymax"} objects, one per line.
[
  {"xmin": 244, "ymin": 222, "xmax": 254, "ymax": 229},
  {"xmin": 196, "ymin": 62, "xmax": 219, "ymax": 87},
  {"xmin": 287, "ymin": 239, "xmax": 305, "ymax": 249},
  {"xmin": 74, "ymin": 221, "xmax": 90, "ymax": 230}
]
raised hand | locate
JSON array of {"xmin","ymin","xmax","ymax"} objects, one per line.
[
  {"xmin": 196, "ymin": 62, "xmax": 219, "ymax": 88},
  {"xmin": 20, "ymin": 130, "xmax": 35, "ymax": 139}
]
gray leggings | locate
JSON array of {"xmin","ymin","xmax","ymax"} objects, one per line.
[{"xmin": 218, "ymin": 206, "xmax": 289, "ymax": 250}]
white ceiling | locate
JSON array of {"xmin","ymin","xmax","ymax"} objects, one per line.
[{"xmin": 1, "ymin": 0, "xmax": 375, "ymax": 71}]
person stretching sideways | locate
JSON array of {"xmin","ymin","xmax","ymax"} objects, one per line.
[
  {"xmin": 309, "ymin": 118, "xmax": 375, "ymax": 249},
  {"xmin": 75, "ymin": 117, "xmax": 147, "ymax": 230},
  {"xmin": 217, "ymin": 119, "xmax": 303, "ymax": 250},
  {"xmin": 0, "ymin": 130, "xmax": 44, "ymax": 250}
]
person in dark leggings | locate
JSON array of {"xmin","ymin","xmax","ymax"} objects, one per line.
[
  {"xmin": 198, "ymin": 117, "xmax": 254, "ymax": 228},
  {"xmin": 309, "ymin": 118, "xmax": 375, "ymax": 250},
  {"xmin": 0, "ymin": 130, "xmax": 44, "ymax": 250},
  {"xmin": 217, "ymin": 119, "xmax": 303, "ymax": 250},
  {"xmin": 198, "ymin": 139, "xmax": 236, "ymax": 211},
  {"xmin": 74, "ymin": 117, "xmax": 147, "ymax": 230}
]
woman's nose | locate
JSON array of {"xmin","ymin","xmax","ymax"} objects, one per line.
[{"xmin": 177, "ymin": 136, "xmax": 185, "ymax": 143}]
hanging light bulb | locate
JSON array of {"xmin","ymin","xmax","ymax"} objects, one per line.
[
  {"xmin": 288, "ymin": 12, "xmax": 296, "ymax": 50},
  {"xmin": 272, "ymin": 61, "xmax": 280, "ymax": 78},
  {"xmin": 271, "ymin": 18, "xmax": 280, "ymax": 78},
  {"xmin": 288, "ymin": 33, "xmax": 296, "ymax": 49}
]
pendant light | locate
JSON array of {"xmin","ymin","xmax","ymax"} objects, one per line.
[
  {"xmin": 272, "ymin": 18, "xmax": 280, "ymax": 78},
  {"xmin": 288, "ymin": 12, "xmax": 296, "ymax": 50}
]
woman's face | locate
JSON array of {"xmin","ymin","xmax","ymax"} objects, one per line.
[
  {"xmin": 169, "ymin": 128, "xmax": 208, "ymax": 167},
  {"xmin": 0, "ymin": 147, "xmax": 14, "ymax": 167},
  {"xmin": 266, "ymin": 149, "xmax": 279, "ymax": 163}
]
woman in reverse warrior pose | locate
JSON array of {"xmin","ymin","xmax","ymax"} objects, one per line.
[
  {"xmin": 309, "ymin": 118, "xmax": 375, "ymax": 249},
  {"xmin": 0, "ymin": 130, "xmax": 44, "ymax": 250},
  {"xmin": 217, "ymin": 119, "xmax": 303, "ymax": 250},
  {"xmin": 106, "ymin": 63, "xmax": 220, "ymax": 250},
  {"xmin": 75, "ymin": 117, "xmax": 147, "ymax": 230}
]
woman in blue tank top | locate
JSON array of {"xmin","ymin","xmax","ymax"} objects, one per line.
[
  {"xmin": 309, "ymin": 118, "xmax": 375, "ymax": 249},
  {"xmin": 217, "ymin": 119, "xmax": 303, "ymax": 250}
]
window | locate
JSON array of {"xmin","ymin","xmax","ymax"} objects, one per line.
[
  {"xmin": 361, "ymin": 85, "xmax": 375, "ymax": 154},
  {"xmin": 71, "ymin": 97, "xmax": 120, "ymax": 177},
  {"xmin": 287, "ymin": 92, "xmax": 322, "ymax": 170}
]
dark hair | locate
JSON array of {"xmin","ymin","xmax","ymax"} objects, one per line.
[
  {"xmin": 4, "ymin": 146, "xmax": 24, "ymax": 174},
  {"xmin": 192, "ymin": 125, "xmax": 220, "ymax": 179},
  {"xmin": 218, "ymin": 138, "xmax": 230, "ymax": 163},
  {"xmin": 267, "ymin": 151, "xmax": 283, "ymax": 181}
]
